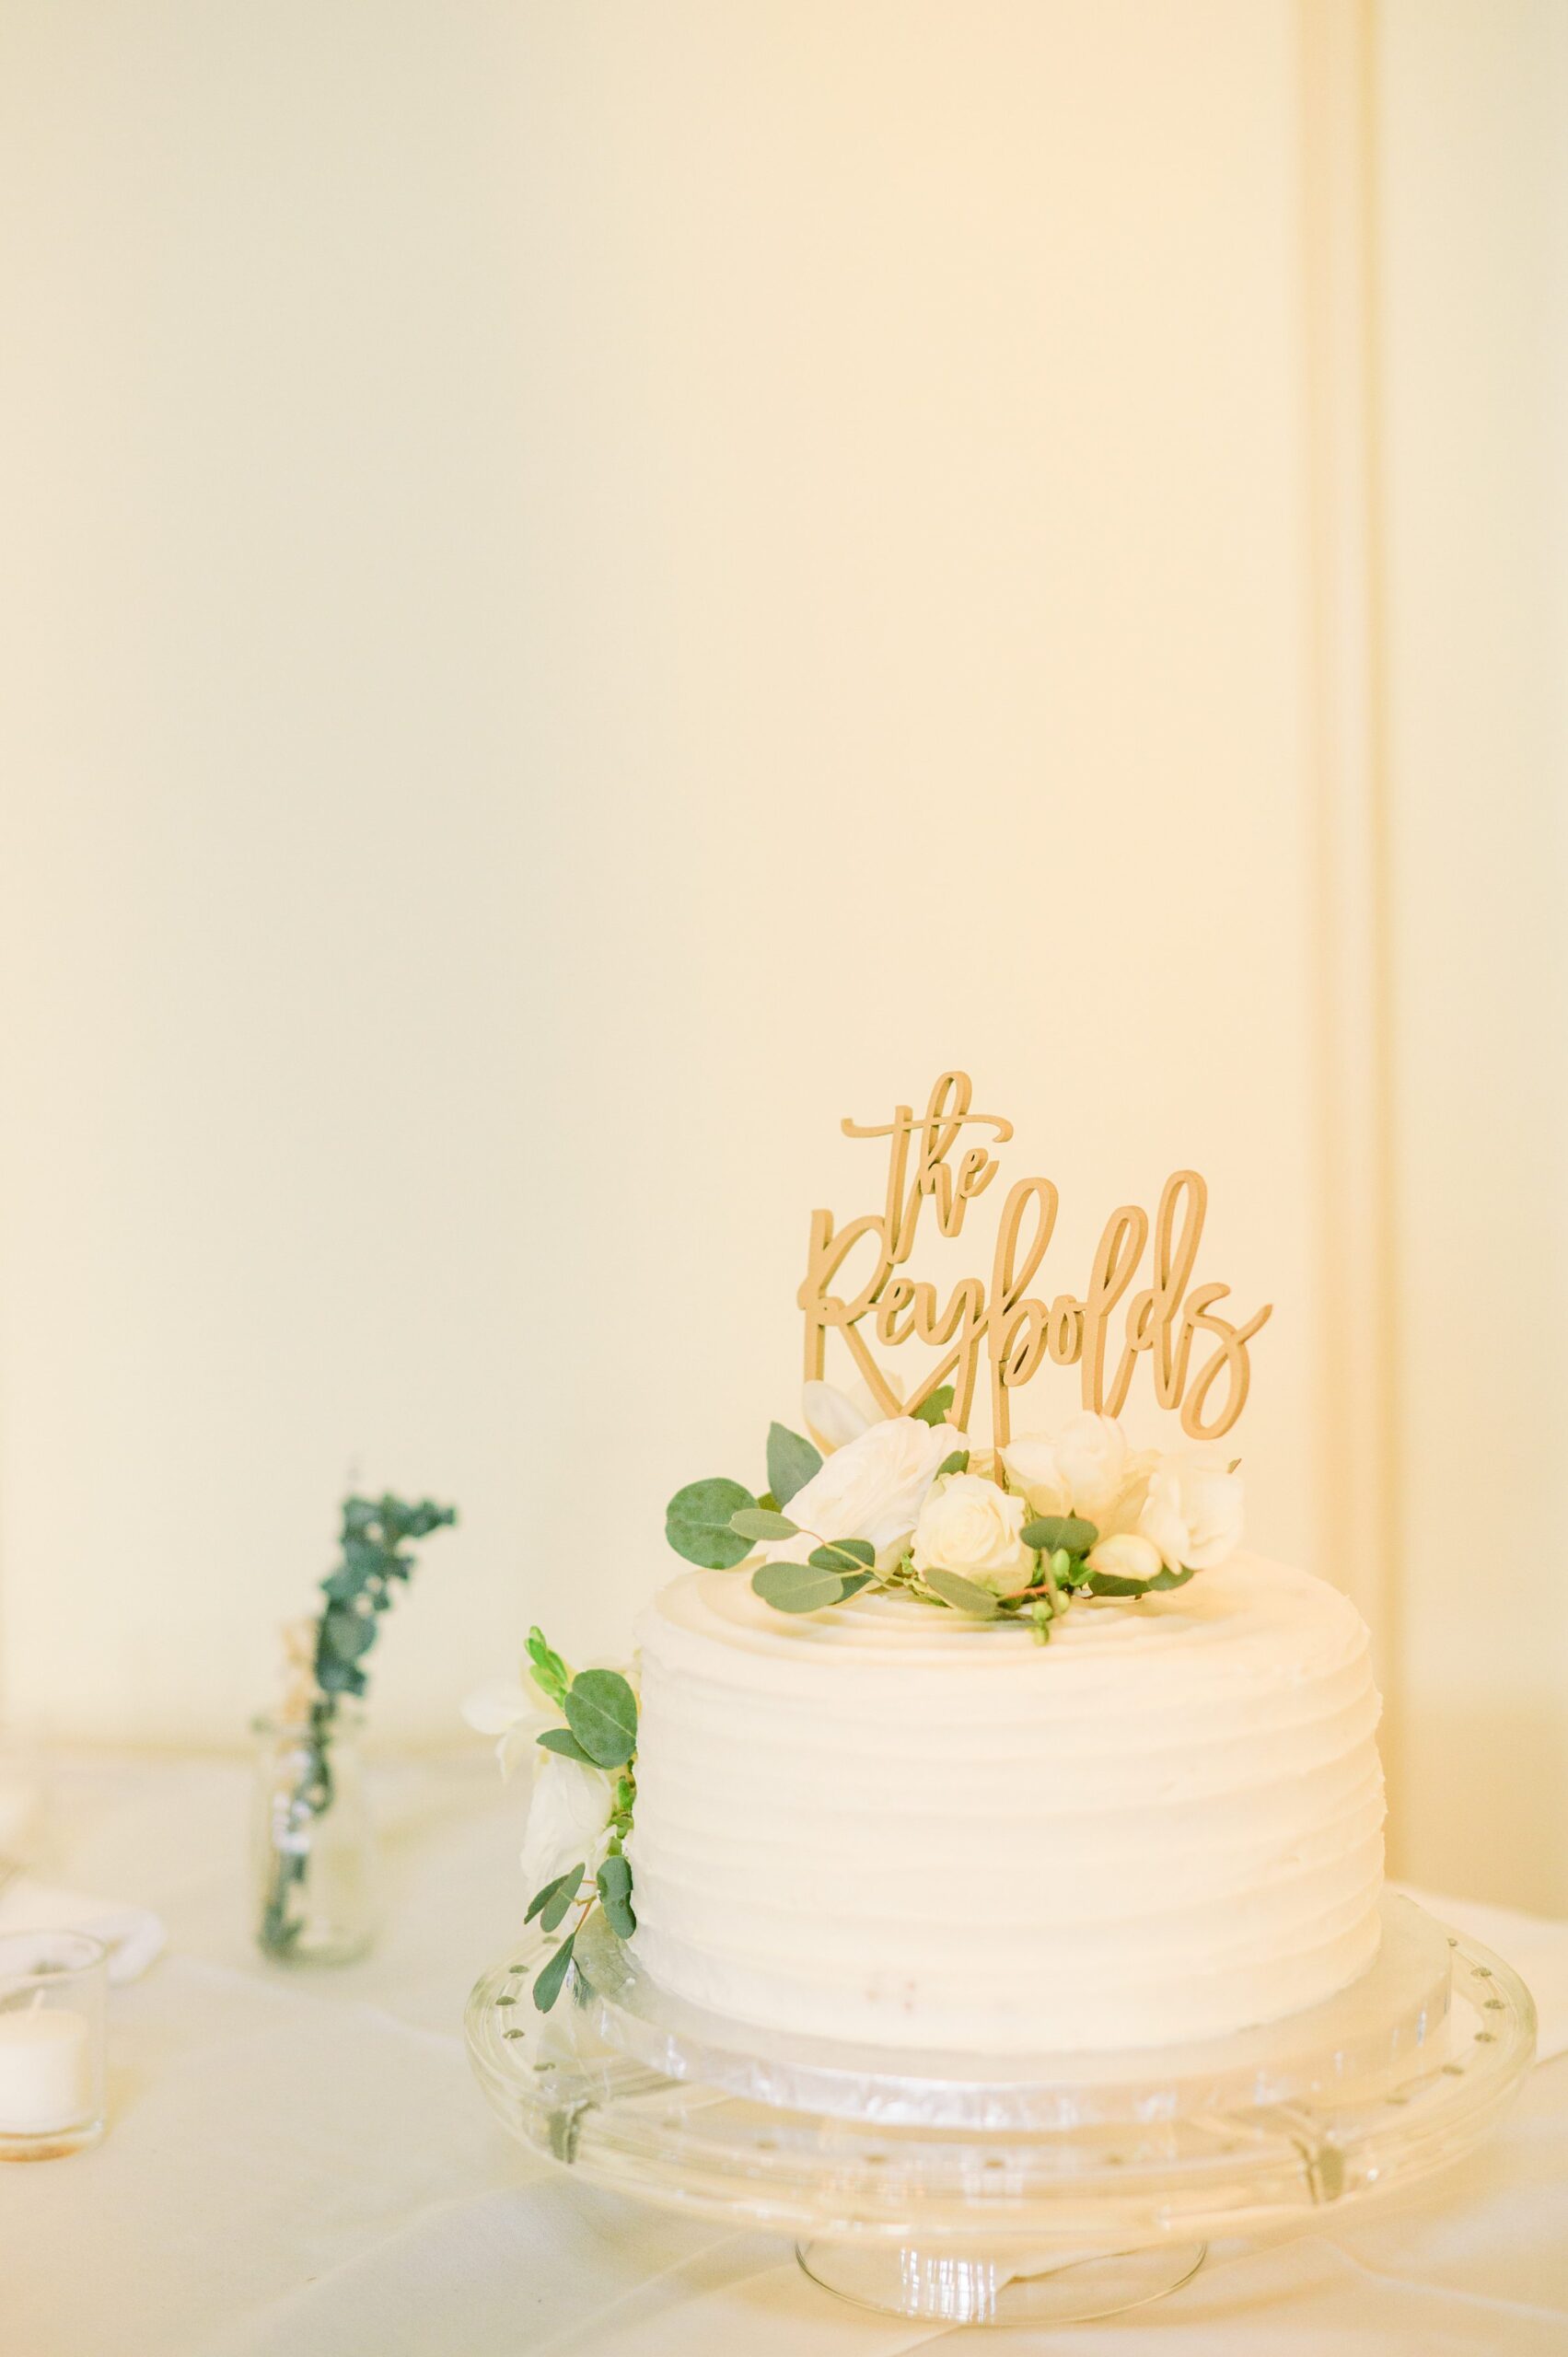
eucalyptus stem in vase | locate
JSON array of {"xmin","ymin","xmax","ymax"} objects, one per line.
[{"xmin": 255, "ymin": 1492, "xmax": 456, "ymax": 1963}]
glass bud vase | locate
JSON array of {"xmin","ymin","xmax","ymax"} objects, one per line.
[{"xmin": 251, "ymin": 1705, "xmax": 377, "ymax": 1965}]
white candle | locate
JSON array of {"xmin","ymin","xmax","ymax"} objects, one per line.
[{"xmin": 0, "ymin": 2007, "xmax": 92, "ymax": 2133}]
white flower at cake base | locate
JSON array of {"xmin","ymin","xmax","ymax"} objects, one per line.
[
  {"xmin": 762, "ymin": 1413, "xmax": 962, "ymax": 1570},
  {"xmin": 1137, "ymin": 1455, "xmax": 1244, "ymax": 1572},
  {"xmin": 519, "ymin": 1750, "xmax": 617, "ymax": 1893},
  {"xmin": 911, "ymin": 1471, "xmax": 1033, "ymax": 1595},
  {"xmin": 460, "ymin": 1671, "xmax": 547, "ymax": 1780}
]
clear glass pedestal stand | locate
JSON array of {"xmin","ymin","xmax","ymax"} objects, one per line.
[{"xmin": 465, "ymin": 1894, "xmax": 1535, "ymax": 2328}]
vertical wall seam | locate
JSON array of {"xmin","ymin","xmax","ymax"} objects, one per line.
[{"xmin": 1298, "ymin": 0, "xmax": 1401, "ymax": 1856}]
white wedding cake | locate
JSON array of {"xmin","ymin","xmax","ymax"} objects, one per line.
[
  {"xmin": 627, "ymin": 1551, "xmax": 1384, "ymax": 2052},
  {"xmin": 480, "ymin": 1079, "xmax": 1386, "ymax": 2056}
]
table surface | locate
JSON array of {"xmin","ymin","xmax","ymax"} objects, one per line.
[{"xmin": 5, "ymin": 1748, "xmax": 1567, "ymax": 2357}]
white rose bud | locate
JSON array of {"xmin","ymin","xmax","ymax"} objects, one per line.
[
  {"xmin": 519, "ymin": 1750, "xmax": 616, "ymax": 1896},
  {"xmin": 1086, "ymin": 1530, "xmax": 1164, "ymax": 1584},
  {"xmin": 764, "ymin": 1414, "xmax": 962, "ymax": 1570},
  {"xmin": 800, "ymin": 1379, "xmax": 876, "ymax": 1453},
  {"xmin": 1137, "ymin": 1457, "xmax": 1245, "ymax": 1573},
  {"xmin": 912, "ymin": 1472, "xmax": 1033, "ymax": 1596}
]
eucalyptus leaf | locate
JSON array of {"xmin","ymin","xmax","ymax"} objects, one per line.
[
  {"xmin": 752, "ymin": 1561, "xmax": 850, "ymax": 1613},
  {"xmin": 321, "ymin": 1607, "xmax": 376, "ymax": 1661},
  {"xmin": 563, "ymin": 1668, "xmax": 639, "ymax": 1769},
  {"xmin": 532, "ymin": 1931, "xmax": 576, "ymax": 2013},
  {"xmin": 729, "ymin": 1507, "xmax": 799, "ymax": 1542},
  {"xmin": 1020, "ymin": 1514, "xmax": 1098, "ymax": 1556},
  {"xmin": 935, "ymin": 1449, "xmax": 970, "ymax": 1478},
  {"xmin": 315, "ymin": 1655, "xmax": 365, "ymax": 1695},
  {"xmin": 766, "ymin": 1422, "xmax": 822, "ymax": 1508},
  {"xmin": 666, "ymin": 1478, "xmax": 758, "ymax": 1569},
  {"xmin": 536, "ymin": 1726, "xmax": 594, "ymax": 1763},
  {"xmin": 1082, "ymin": 1562, "xmax": 1198, "ymax": 1598},
  {"xmin": 525, "ymin": 1863, "xmax": 582, "ymax": 1926},
  {"xmin": 912, "ymin": 1386, "xmax": 956, "ymax": 1427},
  {"xmin": 806, "ymin": 1538, "xmax": 875, "ymax": 1572},
  {"xmin": 597, "ymin": 1853, "xmax": 637, "ymax": 1939},
  {"xmin": 923, "ymin": 1567, "xmax": 1000, "ymax": 1618},
  {"xmin": 540, "ymin": 1879, "xmax": 580, "ymax": 1934}
]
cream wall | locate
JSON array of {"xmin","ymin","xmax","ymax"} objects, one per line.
[{"xmin": 0, "ymin": 4, "xmax": 1562, "ymax": 1908}]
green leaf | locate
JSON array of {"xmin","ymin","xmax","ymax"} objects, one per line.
[
  {"xmin": 315, "ymin": 1655, "xmax": 365, "ymax": 1695},
  {"xmin": 524, "ymin": 1864, "xmax": 577, "ymax": 1924},
  {"xmin": 922, "ymin": 1567, "xmax": 1000, "ymax": 1618},
  {"xmin": 729, "ymin": 1507, "xmax": 799, "ymax": 1542},
  {"xmin": 666, "ymin": 1478, "xmax": 758, "ymax": 1569},
  {"xmin": 1020, "ymin": 1515, "xmax": 1098, "ymax": 1556},
  {"xmin": 597, "ymin": 1854, "xmax": 637, "ymax": 1940},
  {"xmin": 525, "ymin": 1864, "xmax": 583, "ymax": 1931},
  {"xmin": 806, "ymin": 1538, "xmax": 876, "ymax": 1572},
  {"xmin": 540, "ymin": 1874, "xmax": 582, "ymax": 1933},
  {"xmin": 1081, "ymin": 1562, "xmax": 1199, "ymax": 1598},
  {"xmin": 766, "ymin": 1422, "xmax": 822, "ymax": 1508},
  {"xmin": 526, "ymin": 1627, "xmax": 570, "ymax": 1709},
  {"xmin": 752, "ymin": 1562, "xmax": 852, "ymax": 1613},
  {"xmin": 532, "ymin": 1931, "xmax": 576, "ymax": 2013},
  {"xmin": 563, "ymin": 1668, "xmax": 640, "ymax": 1769},
  {"xmin": 537, "ymin": 1726, "xmax": 594, "ymax": 1763},
  {"xmin": 321, "ymin": 1607, "xmax": 377, "ymax": 1661},
  {"xmin": 935, "ymin": 1449, "xmax": 970, "ymax": 1478},
  {"xmin": 912, "ymin": 1386, "xmax": 956, "ymax": 1427}
]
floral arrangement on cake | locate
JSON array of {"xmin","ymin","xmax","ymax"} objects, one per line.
[
  {"xmin": 468, "ymin": 1389, "xmax": 1242, "ymax": 2014},
  {"xmin": 667, "ymin": 1382, "xmax": 1242, "ymax": 1630},
  {"xmin": 464, "ymin": 1629, "xmax": 641, "ymax": 2013}
]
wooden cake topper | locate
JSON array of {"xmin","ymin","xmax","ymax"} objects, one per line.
[{"xmin": 799, "ymin": 1071, "xmax": 1272, "ymax": 1445}]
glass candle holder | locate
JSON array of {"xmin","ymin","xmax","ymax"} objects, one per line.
[
  {"xmin": 251, "ymin": 1705, "xmax": 377, "ymax": 1965},
  {"xmin": 0, "ymin": 1930, "xmax": 108, "ymax": 2160}
]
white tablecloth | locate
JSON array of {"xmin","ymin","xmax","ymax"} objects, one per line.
[{"xmin": 4, "ymin": 1750, "xmax": 1566, "ymax": 2356}]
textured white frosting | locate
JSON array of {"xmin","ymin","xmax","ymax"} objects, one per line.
[{"xmin": 628, "ymin": 1554, "xmax": 1385, "ymax": 2052}]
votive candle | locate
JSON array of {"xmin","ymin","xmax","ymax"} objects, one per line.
[{"xmin": 0, "ymin": 1930, "xmax": 108, "ymax": 2158}]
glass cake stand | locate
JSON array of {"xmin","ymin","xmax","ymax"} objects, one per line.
[{"xmin": 465, "ymin": 1893, "xmax": 1536, "ymax": 2328}]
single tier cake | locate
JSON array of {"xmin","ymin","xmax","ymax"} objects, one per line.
[{"xmin": 627, "ymin": 1554, "xmax": 1384, "ymax": 2051}]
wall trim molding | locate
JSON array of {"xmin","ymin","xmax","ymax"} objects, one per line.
[{"xmin": 1297, "ymin": 0, "xmax": 1400, "ymax": 1745}]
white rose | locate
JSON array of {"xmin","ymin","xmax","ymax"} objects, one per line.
[
  {"xmin": 1004, "ymin": 1412, "xmax": 1132, "ymax": 1527},
  {"xmin": 1051, "ymin": 1412, "xmax": 1131, "ymax": 1526},
  {"xmin": 765, "ymin": 1413, "xmax": 962, "ymax": 1569},
  {"xmin": 1085, "ymin": 1530, "xmax": 1163, "ymax": 1583},
  {"xmin": 519, "ymin": 1748, "xmax": 616, "ymax": 1895},
  {"xmin": 911, "ymin": 1472, "xmax": 1033, "ymax": 1595},
  {"xmin": 1095, "ymin": 1446, "xmax": 1158, "ymax": 1538},
  {"xmin": 999, "ymin": 1434, "xmax": 1073, "ymax": 1519},
  {"xmin": 1137, "ymin": 1456, "xmax": 1244, "ymax": 1573}
]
